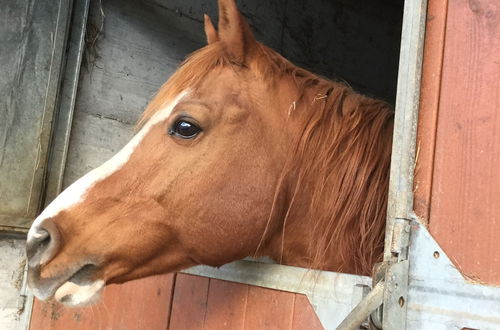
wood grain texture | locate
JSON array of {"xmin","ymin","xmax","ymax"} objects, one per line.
[
  {"xmin": 30, "ymin": 274, "xmax": 175, "ymax": 330},
  {"xmin": 169, "ymin": 273, "xmax": 210, "ymax": 330},
  {"xmin": 203, "ymin": 279, "xmax": 248, "ymax": 329},
  {"xmin": 0, "ymin": 0, "xmax": 70, "ymax": 227},
  {"xmin": 427, "ymin": 0, "xmax": 500, "ymax": 284},
  {"xmin": 243, "ymin": 285, "xmax": 295, "ymax": 330}
]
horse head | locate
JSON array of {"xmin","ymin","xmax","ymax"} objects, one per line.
[{"xmin": 26, "ymin": 0, "xmax": 393, "ymax": 306}]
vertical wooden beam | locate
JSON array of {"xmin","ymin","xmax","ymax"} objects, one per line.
[
  {"xmin": 169, "ymin": 273, "xmax": 210, "ymax": 329},
  {"xmin": 414, "ymin": 0, "xmax": 449, "ymax": 222}
]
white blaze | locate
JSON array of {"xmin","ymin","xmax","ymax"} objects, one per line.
[{"xmin": 27, "ymin": 91, "xmax": 188, "ymax": 242}]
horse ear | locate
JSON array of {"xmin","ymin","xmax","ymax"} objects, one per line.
[
  {"xmin": 204, "ymin": 14, "xmax": 219, "ymax": 44},
  {"xmin": 217, "ymin": 0, "xmax": 256, "ymax": 63}
]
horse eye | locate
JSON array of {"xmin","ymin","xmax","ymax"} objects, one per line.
[{"xmin": 169, "ymin": 119, "xmax": 202, "ymax": 139}]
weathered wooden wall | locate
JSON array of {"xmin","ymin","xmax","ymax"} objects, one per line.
[
  {"xmin": 0, "ymin": 0, "xmax": 72, "ymax": 230},
  {"xmin": 0, "ymin": 0, "xmax": 73, "ymax": 327},
  {"xmin": 416, "ymin": 0, "xmax": 500, "ymax": 284}
]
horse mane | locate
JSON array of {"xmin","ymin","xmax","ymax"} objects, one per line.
[
  {"xmin": 139, "ymin": 41, "xmax": 394, "ymax": 275},
  {"xmin": 275, "ymin": 78, "xmax": 393, "ymax": 274}
]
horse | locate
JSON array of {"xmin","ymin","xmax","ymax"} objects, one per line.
[{"xmin": 26, "ymin": 0, "xmax": 393, "ymax": 307}]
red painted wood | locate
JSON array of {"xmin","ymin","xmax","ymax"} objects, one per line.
[
  {"xmin": 243, "ymin": 285, "xmax": 295, "ymax": 330},
  {"xmin": 414, "ymin": 0, "xmax": 449, "ymax": 223},
  {"xmin": 29, "ymin": 274, "xmax": 175, "ymax": 330},
  {"xmin": 30, "ymin": 272, "xmax": 325, "ymax": 329},
  {"xmin": 424, "ymin": 0, "xmax": 500, "ymax": 284},
  {"xmin": 292, "ymin": 294, "xmax": 324, "ymax": 330},
  {"xmin": 203, "ymin": 279, "xmax": 248, "ymax": 329},
  {"xmin": 168, "ymin": 275, "xmax": 324, "ymax": 330},
  {"xmin": 168, "ymin": 273, "xmax": 209, "ymax": 330}
]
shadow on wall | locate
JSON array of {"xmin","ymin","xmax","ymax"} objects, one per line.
[{"xmin": 144, "ymin": 0, "xmax": 405, "ymax": 103}]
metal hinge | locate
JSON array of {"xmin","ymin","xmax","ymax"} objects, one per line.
[
  {"xmin": 337, "ymin": 217, "xmax": 412, "ymax": 330},
  {"xmin": 389, "ymin": 218, "xmax": 411, "ymax": 262},
  {"xmin": 373, "ymin": 217, "xmax": 411, "ymax": 330}
]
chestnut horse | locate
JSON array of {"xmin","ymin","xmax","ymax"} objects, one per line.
[{"xmin": 26, "ymin": 0, "xmax": 393, "ymax": 306}]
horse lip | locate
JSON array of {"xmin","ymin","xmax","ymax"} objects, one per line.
[
  {"xmin": 67, "ymin": 264, "xmax": 99, "ymax": 285},
  {"xmin": 27, "ymin": 263, "xmax": 98, "ymax": 301}
]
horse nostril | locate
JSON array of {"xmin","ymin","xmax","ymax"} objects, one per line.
[{"xmin": 26, "ymin": 219, "xmax": 61, "ymax": 267}]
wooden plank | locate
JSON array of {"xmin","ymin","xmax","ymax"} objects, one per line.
[
  {"xmin": 30, "ymin": 274, "xmax": 175, "ymax": 330},
  {"xmin": 169, "ymin": 273, "xmax": 209, "ymax": 330},
  {"xmin": 427, "ymin": 0, "xmax": 500, "ymax": 284},
  {"xmin": 291, "ymin": 294, "xmax": 324, "ymax": 330},
  {"xmin": 414, "ymin": 0, "xmax": 449, "ymax": 222},
  {"xmin": 203, "ymin": 279, "xmax": 248, "ymax": 330},
  {"xmin": 243, "ymin": 285, "xmax": 295, "ymax": 330}
]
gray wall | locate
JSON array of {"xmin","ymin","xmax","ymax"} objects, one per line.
[
  {"xmin": 0, "ymin": 0, "xmax": 72, "ymax": 229},
  {"xmin": 146, "ymin": 0, "xmax": 404, "ymax": 101}
]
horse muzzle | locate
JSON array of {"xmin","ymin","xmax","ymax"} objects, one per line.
[
  {"xmin": 27, "ymin": 262, "xmax": 104, "ymax": 306},
  {"xmin": 26, "ymin": 220, "xmax": 103, "ymax": 306}
]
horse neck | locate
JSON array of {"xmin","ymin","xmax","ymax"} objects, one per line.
[{"xmin": 263, "ymin": 86, "xmax": 394, "ymax": 275}]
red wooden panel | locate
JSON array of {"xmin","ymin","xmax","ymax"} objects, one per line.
[
  {"xmin": 203, "ymin": 279, "xmax": 248, "ymax": 329},
  {"xmin": 169, "ymin": 273, "xmax": 209, "ymax": 329},
  {"xmin": 414, "ymin": 0, "xmax": 449, "ymax": 222},
  {"xmin": 291, "ymin": 294, "xmax": 323, "ymax": 330},
  {"xmin": 30, "ymin": 272, "xmax": 325, "ymax": 329},
  {"xmin": 169, "ymin": 275, "xmax": 324, "ymax": 330},
  {"xmin": 424, "ymin": 0, "xmax": 500, "ymax": 284},
  {"xmin": 29, "ymin": 273, "xmax": 175, "ymax": 330},
  {"xmin": 243, "ymin": 285, "xmax": 295, "ymax": 330}
]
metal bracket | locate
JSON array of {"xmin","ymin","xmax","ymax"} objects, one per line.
[
  {"xmin": 389, "ymin": 218, "xmax": 411, "ymax": 262},
  {"xmin": 337, "ymin": 215, "xmax": 412, "ymax": 330},
  {"xmin": 380, "ymin": 217, "xmax": 411, "ymax": 329},
  {"xmin": 338, "ymin": 216, "xmax": 500, "ymax": 330},
  {"xmin": 381, "ymin": 259, "xmax": 409, "ymax": 329},
  {"xmin": 406, "ymin": 217, "xmax": 500, "ymax": 329}
]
